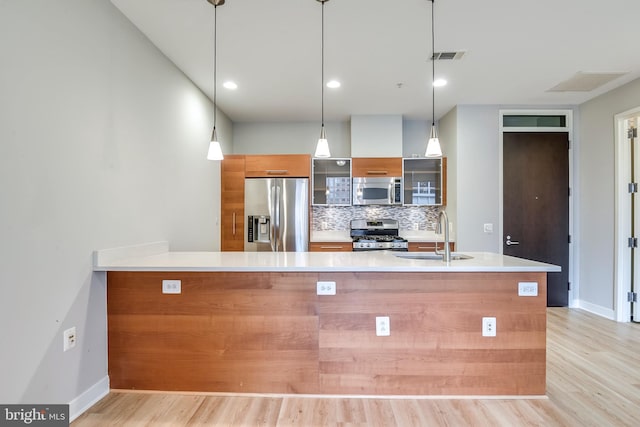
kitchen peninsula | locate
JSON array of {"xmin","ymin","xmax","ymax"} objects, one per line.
[{"xmin": 95, "ymin": 242, "xmax": 559, "ymax": 397}]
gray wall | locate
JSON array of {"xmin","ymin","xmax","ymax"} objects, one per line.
[
  {"xmin": 577, "ymin": 77, "xmax": 640, "ymax": 311},
  {"xmin": 0, "ymin": 0, "xmax": 226, "ymax": 405},
  {"xmin": 233, "ymin": 121, "xmax": 351, "ymax": 156},
  {"xmin": 439, "ymin": 108, "xmax": 458, "ymax": 237},
  {"xmin": 455, "ymin": 106, "xmax": 502, "ymax": 252}
]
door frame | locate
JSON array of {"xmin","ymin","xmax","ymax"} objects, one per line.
[
  {"xmin": 614, "ymin": 106, "xmax": 640, "ymax": 322},
  {"xmin": 498, "ymin": 109, "xmax": 576, "ymax": 307}
]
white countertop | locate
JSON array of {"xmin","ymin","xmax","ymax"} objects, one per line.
[{"xmin": 93, "ymin": 242, "xmax": 559, "ymax": 273}]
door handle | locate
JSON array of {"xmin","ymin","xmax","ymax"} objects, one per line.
[
  {"xmin": 505, "ymin": 235, "xmax": 520, "ymax": 246},
  {"xmin": 232, "ymin": 212, "xmax": 236, "ymax": 236}
]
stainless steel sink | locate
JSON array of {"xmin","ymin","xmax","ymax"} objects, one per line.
[{"xmin": 393, "ymin": 252, "xmax": 474, "ymax": 261}]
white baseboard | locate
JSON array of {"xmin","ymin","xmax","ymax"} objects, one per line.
[
  {"xmin": 69, "ymin": 376, "xmax": 109, "ymax": 422},
  {"xmin": 576, "ymin": 300, "xmax": 615, "ymax": 320}
]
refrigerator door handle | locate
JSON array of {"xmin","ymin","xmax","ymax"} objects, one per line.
[
  {"xmin": 270, "ymin": 186, "xmax": 277, "ymax": 252},
  {"xmin": 274, "ymin": 185, "xmax": 281, "ymax": 251}
]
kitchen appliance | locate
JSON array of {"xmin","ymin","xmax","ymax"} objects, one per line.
[
  {"xmin": 352, "ymin": 177, "xmax": 402, "ymax": 205},
  {"xmin": 245, "ymin": 178, "xmax": 309, "ymax": 252},
  {"xmin": 351, "ymin": 219, "xmax": 408, "ymax": 251}
]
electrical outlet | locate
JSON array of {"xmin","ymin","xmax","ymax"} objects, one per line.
[
  {"xmin": 317, "ymin": 281, "xmax": 336, "ymax": 295},
  {"xmin": 483, "ymin": 223, "xmax": 494, "ymax": 233},
  {"xmin": 376, "ymin": 316, "xmax": 390, "ymax": 336},
  {"xmin": 482, "ymin": 317, "xmax": 496, "ymax": 337},
  {"xmin": 162, "ymin": 280, "xmax": 181, "ymax": 294},
  {"xmin": 63, "ymin": 327, "xmax": 77, "ymax": 352},
  {"xmin": 518, "ymin": 282, "xmax": 538, "ymax": 296}
]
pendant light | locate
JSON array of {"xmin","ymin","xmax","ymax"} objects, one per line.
[
  {"xmin": 425, "ymin": 0, "xmax": 443, "ymax": 158},
  {"xmin": 314, "ymin": 0, "xmax": 331, "ymax": 158},
  {"xmin": 206, "ymin": 0, "xmax": 224, "ymax": 161}
]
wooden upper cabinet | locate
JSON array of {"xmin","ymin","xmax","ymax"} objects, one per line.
[
  {"xmin": 352, "ymin": 157, "xmax": 402, "ymax": 177},
  {"xmin": 221, "ymin": 155, "xmax": 245, "ymax": 251},
  {"xmin": 245, "ymin": 154, "xmax": 311, "ymax": 178}
]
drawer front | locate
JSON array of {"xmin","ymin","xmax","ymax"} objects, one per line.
[
  {"xmin": 309, "ymin": 242, "xmax": 353, "ymax": 252},
  {"xmin": 408, "ymin": 242, "xmax": 455, "ymax": 252}
]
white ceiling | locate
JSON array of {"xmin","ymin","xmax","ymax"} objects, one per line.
[{"xmin": 110, "ymin": 0, "xmax": 640, "ymax": 123}]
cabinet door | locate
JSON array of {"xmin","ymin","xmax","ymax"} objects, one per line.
[
  {"xmin": 245, "ymin": 154, "xmax": 311, "ymax": 178},
  {"xmin": 221, "ymin": 155, "xmax": 245, "ymax": 251},
  {"xmin": 403, "ymin": 157, "xmax": 447, "ymax": 206},
  {"xmin": 309, "ymin": 242, "xmax": 353, "ymax": 252},
  {"xmin": 352, "ymin": 158, "xmax": 402, "ymax": 177},
  {"xmin": 408, "ymin": 242, "xmax": 455, "ymax": 252},
  {"xmin": 312, "ymin": 158, "xmax": 352, "ymax": 205}
]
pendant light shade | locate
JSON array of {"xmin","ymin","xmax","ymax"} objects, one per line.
[
  {"xmin": 425, "ymin": 0, "xmax": 442, "ymax": 158},
  {"xmin": 207, "ymin": 0, "xmax": 224, "ymax": 161},
  {"xmin": 315, "ymin": 126, "xmax": 330, "ymax": 157},
  {"xmin": 314, "ymin": 0, "xmax": 331, "ymax": 158},
  {"xmin": 207, "ymin": 128, "xmax": 224, "ymax": 160},
  {"xmin": 426, "ymin": 125, "xmax": 442, "ymax": 157}
]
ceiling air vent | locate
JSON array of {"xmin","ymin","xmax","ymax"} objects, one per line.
[
  {"xmin": 547, "ymin": 72, "xmax": 627, "ymax": 92},
  {"xmin": 432, "ymin": 51, "xmax": 465, "ymax": 60}
]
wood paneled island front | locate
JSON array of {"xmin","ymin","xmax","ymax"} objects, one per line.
[{"xmin": 95, "ymin": 246, "xmax": 559, "ymax": 397}]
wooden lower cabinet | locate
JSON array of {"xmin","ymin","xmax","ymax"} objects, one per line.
[
  {"xmin": 309, "ymin": 242, "xmax": 353, "ymax": 252},
  {"xmin": 107, "ymin": 270, "xmax": 547, "ymax": 396},
  {"xmin": 408, "ymin": 241, "xmax": 455, "ymax": 252}
]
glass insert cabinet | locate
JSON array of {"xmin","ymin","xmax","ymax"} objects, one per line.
[
  {"xmin": 312, "ymin": 158, "xmax": 352, "ymax": 206},
  {"xmin": 402, "ymin": 157, "xmax": 446, "ymax": 206}
]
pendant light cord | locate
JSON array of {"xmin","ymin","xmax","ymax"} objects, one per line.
[
  {"xmin": 431, "ymin": 0, "xmax": 435, "ymax": 128},
  {"xmin": 321, "ymin": 1, "xmax": 325, "ymax": 129},
  {"xmin": 213, "ymin": 4, "xmax": 218, "ymax": 132}
]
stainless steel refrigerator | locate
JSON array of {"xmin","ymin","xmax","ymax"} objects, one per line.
[{"xmin": 244, "ymin": 178, "xmax": 309, "ymax": 252}]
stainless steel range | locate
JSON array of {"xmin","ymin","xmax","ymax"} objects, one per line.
[{"xmin": 350, "ymin": 219, "xmax": 408, "ymax": 251}]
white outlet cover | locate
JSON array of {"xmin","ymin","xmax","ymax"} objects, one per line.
[
  {"xmin": 482, "ymin": 317, "xmax": 496, "ymax": 337},
  {"xmin": 63, "ymin": 327, "xmax": 77, "ymax": 352},
  {"xmin": 162, "ymin": 280, "xmax": 181, "ymax": 294},
  {"xmin": 518, "ymin": 282, "xmax": 538, "ymax": 296},
  {"xmin": 317, "ymin": 281, "xmax": 336, "ymax": 295},
  {"xmin": 376, "ymin": 316, "xmax": 390, "ymax": 336}
]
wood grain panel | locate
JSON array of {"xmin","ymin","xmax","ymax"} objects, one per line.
[
  {"xmin": 352, "ymin": 157, "xmax": 402, "ymax": 177},
  {"xmin": 107, "ymin": 270, "xmax": 547, "ymax": 396},
  {"xmin": 221, "ymin": 155, "xmax": 245, "ymax": 251},
  {"xmin": 107, "ymin": 272, "xmax": 320, "ymax": 393},
  {"xmin": 309, "ymin": 242, "xmax": 353, "ymax": 252},
  {"xmin": 408, "ymin": 241, "xmax": 455, "ymax": 252},
  {"xmin": 244, "ymin": 154, "xmax": 311, "ymax": 178},
  {"xmin": 316, "ymin": 272, "xmax": 547, "ymax": 395}
]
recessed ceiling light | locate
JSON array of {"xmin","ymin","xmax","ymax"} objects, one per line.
[
  {"xmin": 326, "ymin": 80, "xmax": 341, "ymax": 89},
  {"xmin": 433, "ymin": 79, "xmax": 447, "ymax": 87},
  {"xmin": 223, "ymin": 81, "xmax": 238, "ymax": 90}
]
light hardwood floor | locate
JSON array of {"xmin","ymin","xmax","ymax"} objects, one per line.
[{"xmin": 72, "ymin": 308, "xmax": 640, "ymax": 426}]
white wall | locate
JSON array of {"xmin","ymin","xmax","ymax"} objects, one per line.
[
  {"xmin": 233, "ymin": 121, "xmax": 350, "ymax": 156},
  {"xmin": 577, "ymin": 77, "xmax": 640, "ymax": 312},
  {"xmin": 455, "ymin": 106, "xmax": 502, "ymax": 252},
  {"xmin": 439, "ymin": 108, "xmax": 458, "ymax": 235},
  {"xmin": 0, "ymin": 0, "xmax": 226, "ymax": 407}
]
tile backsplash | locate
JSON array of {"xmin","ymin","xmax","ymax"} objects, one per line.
[{"xmin": 312, "ymin": 206, "xmax": 441, "ymax": 231}]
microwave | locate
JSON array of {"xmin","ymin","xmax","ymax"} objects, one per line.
[{"xmin": 353, "ymin": 177, "xmax": 402, "ymax": 205}]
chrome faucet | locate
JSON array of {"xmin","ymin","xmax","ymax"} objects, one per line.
[{"xmin": 434, "ymin": 209, "xmax": 451, "ymax": 262}]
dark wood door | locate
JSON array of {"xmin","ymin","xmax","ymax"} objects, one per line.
[{"xmin": 503, "ymin": 132, "xmax": 569, "ymax": 306}]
